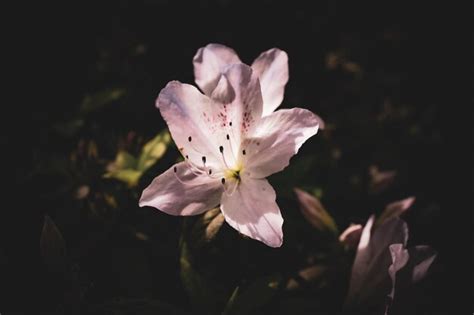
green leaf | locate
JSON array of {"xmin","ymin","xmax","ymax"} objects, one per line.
[
  {"xmin": 190, "ymin": 208, "xmax": 225, "ymax": 248},
  {"xmin": 137, "ymin": 131, "xmax": 171, "ymax": 172},
  {"xmin": 90, "ymin": 298, "xmax": 190, "ymax": 315},
  {"xmin": 40, "ymin": 215, "xmax": 67, "ymax": 272},
  {"xmin": 53, "ymin": 119, "xmax": 84, "ymax": 137},
  {"xmin": 113, "ymin": 151, "xmax": 138, "ymax": 170},
  {"xmin": 179, "ymin": 240, "xmax": 220, "ymax": 314},
  {"xmin": 104, "ymin": 169, "xmax": 142, "ymax": 187},
  {"xmin": 224, "ymin": 275, "xmax": 281, "ymax": 315},
  {"xmin": 80, "ymin": 88, "xmax": 125, "ymax": 114},
  {"xmin": 103, "ymin": 131, "xmax": 170, "ymax": 187}
]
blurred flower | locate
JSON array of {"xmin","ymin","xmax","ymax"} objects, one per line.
[
  {"xmin": 344, "ymin": 215, "xmax": 437, "ymax": 314},
  {"xmin": 140, "ymin": 56, "xmax": 321, "ymax": 247},
  {"xmin": 294, "ymin": 188, "xmax": 339, "ymax": 234},
  {"xmin": 193, "ymin": 43, "xmax": 325, "ymax": 128}
]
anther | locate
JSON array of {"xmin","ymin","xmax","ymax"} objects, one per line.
[
  {"xmin": 173, "ymin": 166, "xmax": 177, "ymax": 172},
  {"xmin": 226, "ymin": 134, "xmax": 230, "ymax": 140},
  {"xmin": 185, "ymin": 155, "xmax": 189, "ymax": 159},
  {"xmin": 188, "ymin": 136, "xmax": 192, "ymax": 142},
  {"xmin": 208, "ymin": 169, "xmax": 212, "ymax": 175},
  {"xmin": 242, "ymin": 149, "xmax": 246, "ymax": 155},
  {"xmin": 219, "ymin": 146, "xmax": 224, "ymax": 153},
  {"xmin": 202, "ymin": 156, "xmax": 206, "ymax": 164},
  {"xmin": 229, "ymin": 121, "xmax": 232, "ymax": 126},
  {"xmin": 221, "ymin": 178, "xmax": 225, "ymax": 184}
]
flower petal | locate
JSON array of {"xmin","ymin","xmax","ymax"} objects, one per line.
[
  {"xmin": 139, "ymin": 162, "xmax": 223, "ymax": 216},
  {"xmin": 242, "ymin": 108, "xmax": 319, "ymax": 178},
  {"xmin": 345, "ymin": 215, "xmax": 375, "ymax": 305},
  {"xmin": 294, "ymin": 188, "xmax": 338, "ymax": 233},
  {"xmin": 157, "ymin": 81, "xmax": 228, "ymax": 169},
  {"xmin": 208, "ymin": 64, "xmax": 263, "ymax": 165},
  {"xmin": 193, "ymin": 43, "xmax": 241, "ymax": 95},
  {"xmin": 220, "ymin": 177, "xmax": 283, "ymax": 247},
  {"xmin": 251, "ymin": 48, "xmax": 289, "ymax": 116},
  {"xmin": 376, "ymin": 196, "xmax": 415, "ymax": 226},
  {"xmin": 339, "ymin": 224, "xmax": 363, "ymax": 249}
]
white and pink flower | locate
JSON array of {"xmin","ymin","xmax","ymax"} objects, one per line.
[{"xmin": 139, "ymin": 44, "xmax": 321, "ymax": 247}]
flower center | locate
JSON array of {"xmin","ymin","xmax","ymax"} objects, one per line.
[{"xmin": 224, "ymin": 166, "xmax": 242, "ymax": 182}]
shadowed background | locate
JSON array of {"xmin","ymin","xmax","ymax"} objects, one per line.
[{"xmin": 2, "ymin": 1, "xmax": 447, "ymax": 314}]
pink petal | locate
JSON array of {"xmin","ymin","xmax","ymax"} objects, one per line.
[
  {"xmin": 251, "ymin": 48, "xmax": 289, "ymax": 116},
  {"xmin": 205, "ymin": 64, "xmax": 264, "ymax": 167},
  {"xmin": 386, "ymin": 244, "xmax": 410, "ymax": 314},
  {"xmin": 242, "ymin": 108, "xmax": 319, "ymax": 178},
  {"xmin": 193, "ymin": 43, "xmax": 241, "ymax": 95},
  {"xmin": 345, "ymin": 215, "xmax": 375, "ymax": 305},
  {"xmin": 294, "ymin": 188, "xmax": 338, "ymax": 233},
  {"xmin": 377, "ymin": 197, "xmax": 415, "ymax": 226},
  {"xmin": 220, "ymin": 177, "xmax": 283, "ymax": 248},
  {"xmin": 339, "ymin": 224, "xmax": 363, "ymax": 249},
  {"xmin": 156, "ymin": 81, "xmax": 224, "ymax": 168},
  {"xmin": 139, "ymin": 162, "xmax": 223, "ymax": 216}
]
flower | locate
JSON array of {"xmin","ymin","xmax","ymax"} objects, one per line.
[
  {"xmin": 139, "ymin": 47, "xmax": 321, "ymax": 247},
  {"xmin": 344, "ymin": 216, "xmax": 437, "ymax": 314}
]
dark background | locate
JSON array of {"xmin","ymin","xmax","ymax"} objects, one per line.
[{"xmin": 2, "ymin": 0, "xmax": 458, "ymax": 314}]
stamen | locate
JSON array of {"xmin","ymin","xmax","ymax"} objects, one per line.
[
  {"xmin": 188, "ymin": 136, "xmax": 192, "ymax": 142},
  {"xmin": 208, "ymin": 169, "xmax": 212, "ymax": 175},
  {"xmin": 242, "ymin": 149, "xmax": 246, "ymax": 155},
  {"xmin": 226, "ymin": 134, "xmax": 230, "ymax": 140},
  {"xmin": 229, "ymin": 121, "xmax": 232, "ymax": 126},
  {"xmin": 221, "ymin": 178, "xmax": 225, "ymax": 184},
  {"xmin": 219, "ymin": 145, "xmax": 231, "ymax": 169},
  {"xmin": 224, "ymin": 180, "xmax": 240, "ymax": 197},
  {"xmin": 202, "ymin": 156, "xmax": 206, "ymax": 164}
]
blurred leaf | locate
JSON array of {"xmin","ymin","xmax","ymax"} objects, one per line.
[
  {"xmin": 224, "ymin": 275, "xmax": 281, "ymax": 315},
  {"xmin": 89, "ymin": 298, "xmax": 189, "ymax": 315},
  {"xmin": 286, "ymin": 265, "xmax": 328, "ymax": 290},
  {"xmin": 80, "ymin": 88, "xmax": 125, "ymax": 114},
  {"xmin": 75, "ymin": 185, "xmax": 90, "ymax": 200},
  {"xmin": 137, "ymin": 131, "xmax": 171, "ymax": 172},
  {"xmin": 40, "ymin": 215, "xmax": 67, "ymax": 272},
  {"xmin": 53, "ymin": 119, "xmax": 84, "ymax": 137},
  {"xmin": 104, "ymin": 131, "xmax": 170, "ymax": 187},
  {"xmin": 294, "ymin": 188, "xmax": 339, "ymax": 235},
  {"xmin": 222, "ymin": 286, "xmax": 240, "ymax": 315},
  {"xmin": 272, "ymin": 297, "xmax": 325, "ymax": 315},
  {"xmin": 369, "ymin": 165, "xmax": 397, "ymax": 194},
  {"xmin": 180, "ymin": 241, "xmax": 218, "ymax": 314},
  {"xmin": 104, "ymin": 169, "xmax": 142, "ymax": 187},
  {"xmin": 190, "ymin": 208, "xmax": 225, "ymax": 248}
]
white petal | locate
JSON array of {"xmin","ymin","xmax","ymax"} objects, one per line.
[
  {"xmin": 139, "ymin": 162, "xmax": 223, "ymax": 216},
  {"xmin": 193, "ymin": 43, "xmax": 241, "ymax": 95},
  {"xmin": 345, "ymin": 215, "xmax": 375, "ymax": 305},
  {"xmin": 220, "ymin": 176, "xmax": 283, "ymax": 247},
  {"xmin": 157, "ymin": 81, "xmax": 228, "ymax": 169},
  {"xmin": 251, "ymin": 48, "xmax": 289, "ymax": 116},
  {"xmin": 242, "ymin": 108, "xmax": 319, "ymax": 178},
  {"xmin": 209, "ymin": 64, "xmax": 263, "ymax": 166},
  {"xmin": 386, "ymin": 244, "xmax": 410, "ymax": 315}
]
